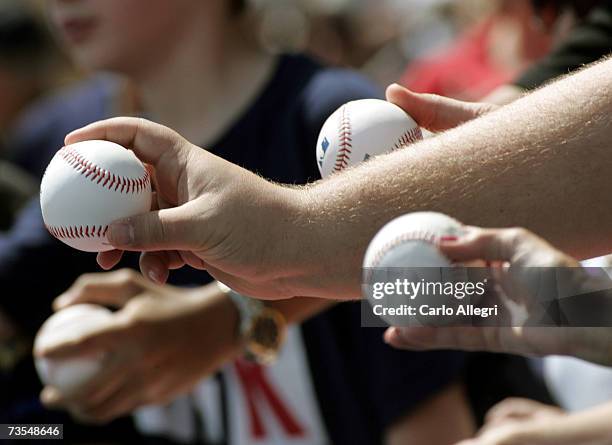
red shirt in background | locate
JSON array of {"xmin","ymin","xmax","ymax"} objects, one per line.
[{"xmin": 400, "ymin": 19, "xmax": 517, "ymax": 100}]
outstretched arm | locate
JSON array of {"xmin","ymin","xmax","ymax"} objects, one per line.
[
  {"xmin": 65, "ymin": 57, "xmax": 612, "ymax": 301},
  {"xmin": 303, "ymin": 56, "xmax": 612, "ymax": 298}
]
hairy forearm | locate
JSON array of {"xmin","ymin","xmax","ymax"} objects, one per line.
[{"xmin": 297, "ymin": 57, "xmax": 612, "ymax": 299}]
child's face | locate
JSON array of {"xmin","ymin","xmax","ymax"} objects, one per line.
[{"xmin": 49, "ymin": 0, "xmax": 205, "ymax": 74}]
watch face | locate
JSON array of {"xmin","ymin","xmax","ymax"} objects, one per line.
[
  {"xmin": 251, "ymin": 316, "xmax": 280, "ymax": 348},
  {"xmin": 245, "ymin": 308, "xmax": 286, "ymax": 365}
]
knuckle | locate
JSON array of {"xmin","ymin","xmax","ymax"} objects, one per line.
[
  {"xmin": 116, "ymin": 268, "xmax": 138, "ymax": 283},
  {"xmin": 476, "ymin": 103, "xmax": 497, "ymax": 118},
  {"xmin": 503, "ymin": 227, "xmax": 529, "ymax": 246},
  {"xmin": 74, "ymin": 273, "xmax": 94, "ymax": 289},
  {"xmin": 121, "ymin": 307, "xmax": 150, "ymax": 331}
]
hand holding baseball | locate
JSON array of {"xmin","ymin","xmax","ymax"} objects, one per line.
[
  {"xmin": 384, "ymin": 226, "xmax": 612, "ymax": 366},
  {"xmin": 37, "ymin": 270, "xmax": 240, "ymax": 423},
  {"xmin": 65, "ymin": 118, "xmax": 308, "ymax": 298}
]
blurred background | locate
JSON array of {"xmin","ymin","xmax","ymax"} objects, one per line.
[{"xmin": 1, "ymin": 0, "xmax": 610, "ymax": 444}]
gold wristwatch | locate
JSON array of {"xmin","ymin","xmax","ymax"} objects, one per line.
[{"xmin": 216, "ymin": 281, "xmax": 287, "ymax": 365}]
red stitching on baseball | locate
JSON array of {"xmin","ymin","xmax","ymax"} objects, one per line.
[
  {"xmin": 58, "ymin": 146, "xmax": 150, "ymax": 194},
  {"xmin": 393, "ymin": 127, "xmax": 422, "ymax": 150},
  {"xmin": 46, "ymin": 224, "xmax": 109, "ymax": 240},
  {"xmin": 334, "ymin": 106, "xmax": 352, "ymax": 172}
]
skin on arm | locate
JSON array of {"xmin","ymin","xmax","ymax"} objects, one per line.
[
  {"xmin": 64, "ymin": 57, "xmax": 612, "ymax": 301},
  {"xmin": 386, "ymin": 381, "xmax": 475, "ymax": 445},
  {"xmin": 299, "ymin": 56, "xmax": 612, "ymax": 299}
]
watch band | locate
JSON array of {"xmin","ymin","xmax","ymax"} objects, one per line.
[
  {"xmin": 216, "ymin": 281, "xmax": 286, "ymax": 365},
  {"xmin": 220, "ymin": 282, "xmax": 264, "ymax": 333}
]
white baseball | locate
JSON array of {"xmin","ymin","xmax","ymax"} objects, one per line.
[
  {"xmin": 40, "ymin": 140, "xmax": 152, "ymax": 252},
  {"xmin": 316, "ymin": 98, "xmax": 422, "ymax": 178},
  {"xmin": 34, "ymin": 304, "xmax": 114, "ymax": 395},
  {"xmin": 364, "ymin": 212, "xmax": 462, "ymax": 270},
  {"xmin": 363, "ymin": 212, "xmax": 463, "ymax": 326}
]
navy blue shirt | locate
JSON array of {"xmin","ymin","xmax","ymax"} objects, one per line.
[
  {"xmin": 180, "ymin": 55, "xmax": 466, "ymax": 443},
  {"xmin": 1, "ymin": 56, "xmax": 464, "ymax": 443}
]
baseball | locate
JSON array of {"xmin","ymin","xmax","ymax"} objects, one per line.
[
  {"xmin": 40, "ymin": 140, "xmax": 152, "ymax": 252},
  {"xmin": 34, "ymin": 304, "xmax": 114, "ymax": 395},
  {"xmin": 362, "ymin": 212, "xmax": 465, "ymax": 326},
  {"xmin": 316, "ymin": 98, "xmax": 422, "ymax": 178}
]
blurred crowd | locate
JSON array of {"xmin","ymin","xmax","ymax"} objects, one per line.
[{"xmin": 1, "ymin": 0, "xmax": 611, "ymax": 444}]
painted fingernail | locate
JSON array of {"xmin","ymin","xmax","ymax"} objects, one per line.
[
  {"xmin": 383, "ymin": 327, "xmax": 398, "ymax": 344},
  {"xmin": 109, "ymin": 223, "xmax": 133, "ymax": 247},
  {"xmin": 440, "ymin": 236, "xmax": 458, "ymax": 242}
]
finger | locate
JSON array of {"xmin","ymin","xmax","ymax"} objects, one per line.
[
  {"xmin": 441, "ymin": 226, "xmax": 566, "ymax": 267},
  {"xmin": 35, "ymin": 319, "xmax": 126, "ymax": 359},
  {"xmin": 54, "ymin": 269, "xmax": 145, "ymax": 310},
  {"xmin": 386, "ymin": 84, "xmax": 497, "ymax": 132},
  {"xmin": 41, "ymin": 359, "xmax": 128, "ymax": 414},
  {"xmin": 439, "ymin": 227, "xmax": 521, "ymax": 263},
  {"xmin": 384, "ymin": 326, "xmax": 498, "ymax": 352},
  {"xmin": 384, "ymin": 326, "xmax": 442, "ymax": 350},
  {"xmin": 40, "ymin": 386, "xmax": 66, "ymax": 409},
  {"xmin": 80, "ymin": 374, "xmax": 149, "ymax": 422},
  {"xmin": 97, "ymin": 249, "xmax": 124, "ymax": 270},
  {"xmin": 106, "ymin": 205, "xmax": 199, "ymax": 252},
  {"xmin": 178, "ymin": 251, "xmax": 208, "ymax": 270},
  {"xmin": 65, "ymin": 117, "xmax": 189, "ymax": 166},
  {"xmin": 386, "ymin": 325, "xmax": 545, "ymax": 359},
  {"xmin": 139, "ymin": 251, "xmax": 185, "ymax": 284},
  {"xmin": 64, "ymin": 359, "xmax": 138, "ymax": 415},
  {"xmin": 485, "ymin": 398, "xmax": 549, "ymax": 425}
]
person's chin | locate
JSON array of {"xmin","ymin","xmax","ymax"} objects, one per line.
[{"xmin": 71, "ymin": 48, "xmax": 119, "ymax": 74}]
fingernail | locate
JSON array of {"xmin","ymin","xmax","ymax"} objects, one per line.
[
  {"xmin": 383, "ymin": 327, "xmax": 397, "ymax": 344},
  {"xmin": 440, "ymin": 236, "xmax": 458, "ymax": 242},
  {"xmin": 109, "ymin": 223, "xmax": 133, "ymax": 247},
  {"xmin": 41, "ymin": 388, "xmax": 60, "ymax": 406},
  {"xmin": 148, "ymin": 269, "xmax": 162, "ymax": 284},
  {"xmin": 54, "ymin": 294, "xmax": 71, "ymax": 309}
]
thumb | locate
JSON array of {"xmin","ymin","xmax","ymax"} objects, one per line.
[
  {"xmin": 107, "ymin": 205, "xmax": 198, "ymax": 251},
  {"xmin": 386, "ymin": 84, "xmax": 496, "ymax": 132},
  {"xmin": 53, "ymin": 269, "xmax": 147, "ymax": 310},
  {"xmin": 35, "ymin": 318, "xmax": 123, "ymax": 359},
  {"xmin": 439, "ymin": 227, "xmax": 521, "ymax": 263}
]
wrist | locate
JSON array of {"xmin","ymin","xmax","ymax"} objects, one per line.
[
  {"xmin": 192, "ymin": 286, "xmax": 243, "ymax": 355},
  {"xmin": 216, "ymin": 281, "xmax": 287, "ymax": 365},
  {"xmin": 266, "ymin": 185, "xmax": 319, "ymax": 295},
  {"xmin": 292, "ymin": 183, "xmax": 364, "ymax": 299}
]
